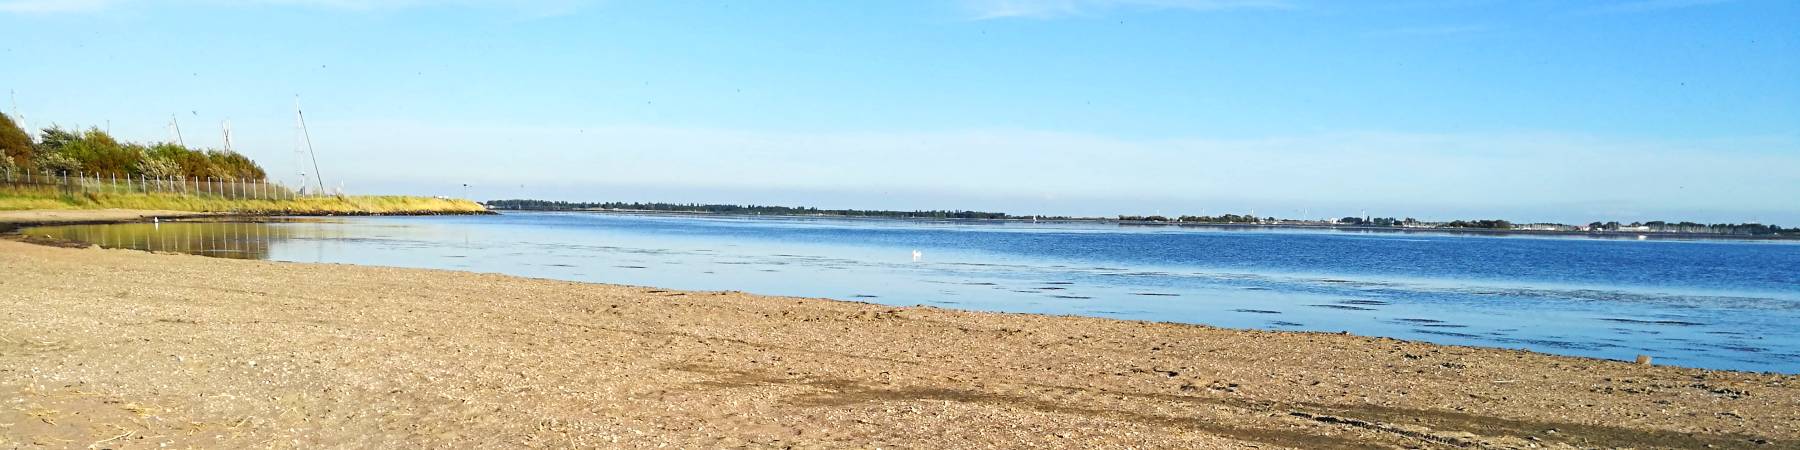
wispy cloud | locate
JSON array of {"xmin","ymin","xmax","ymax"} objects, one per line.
[
  {"xmin": 1585, "ymin": 0, "xmax": 1736, "ymax": 14},
  {"xmin": 0, "ymin": 0, "xmax": 116, "ymax": 13},
  {"xmin": 963, "ymin": 0, "xmax": 1296, "ymax": 20},
  {"xmin": 303, "ymin": 119, "xmax": 1799, "ymax": 222},
  {"xmin": 1368, "ymin": 24, "xmax": 1492, "ymax": 37},
  {"xmin": 0, "ymin": 0, "xmax": 593, "ymax": 15}
]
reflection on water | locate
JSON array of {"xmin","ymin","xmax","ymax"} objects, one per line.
[
  {"xmin": 21, "ymin": 213, "xmax": 1800, "ymax": 373},
  {"xmin": 26, "ymin": 221, "xmax": 305, "ymax": 259}
]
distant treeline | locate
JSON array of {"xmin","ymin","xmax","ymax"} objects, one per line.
[
  {"xmin": 484, "ymin": 199, "xmax": 1014, "ymax": 219},
  {"xmin": 489, "ymin": 198, "xmax": 1792, "ymax": 236},
  {"xmin": 1589, "ymin": 221, "xmax": 1790, "ymax": 236},
  {"xmin": 1, "ymin": 113, "xmax": 266, "ymax": 181},
  {"xmin": 1116, "ymin": 214, "xmax": 1792, "ymax": 235},
  {"xmin": 1118, "ymin": 214, "xmax": 1267, "ymax": 224}
]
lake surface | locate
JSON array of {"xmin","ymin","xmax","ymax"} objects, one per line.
[{"xmin": 24, "ymin": 211, "xmax": 1800, "ymax": 373}]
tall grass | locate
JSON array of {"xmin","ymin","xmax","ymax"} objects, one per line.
[{"xmin": 0, "ymin": 184, "xmax": 488, "ymax": 215}]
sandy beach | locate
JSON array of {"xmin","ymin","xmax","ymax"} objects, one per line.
[{"xmin": 1, "ymin": 212, "xmax": 1796, "ymax": 448}]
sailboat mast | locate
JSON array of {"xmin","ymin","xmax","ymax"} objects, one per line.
[
  {"xmin": 295, "ymin": 98, "xmax": 325, "ymax": 194},
  {"xmin": 170, "ymin": 114, "xmax": 185, "ymax": 146},
  {"xmin": 8, "ymin": 90, "xmax": 27, "ymax": 141},
  {"xmin": 294, "ymin": 98, "xmax": 308, "ymax": 191}
]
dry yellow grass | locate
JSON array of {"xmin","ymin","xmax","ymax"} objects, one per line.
[{"xmin": 0, "ymin": 184, "xmax": 486, "ymax": 215}]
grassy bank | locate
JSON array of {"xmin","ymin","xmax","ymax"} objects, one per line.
[{"xmin": 0, "ymin": 184, "xmax": 488, "ymax": 215}]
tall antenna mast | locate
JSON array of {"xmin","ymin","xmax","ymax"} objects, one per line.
[
  {"xmin": 221, "ymin": 120, "xmax": 233, "ymax": 152},
  {"xmin": 169, "ymin": 114, "xmax": 185, "ymax": 146},
  {"xmin": 295, "ymin": 97, "xmax": 325, "ymax": 194}
]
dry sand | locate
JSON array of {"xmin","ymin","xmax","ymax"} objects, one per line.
[{"xmin": 1, "ymin": 212, "xmax": 1796, "ymax": 449}]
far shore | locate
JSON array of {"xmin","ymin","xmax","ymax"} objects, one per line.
[
  {"xmin": 1, "ymin": 208, "xmax": 1794, "ymax": 448},
  {"xmin": 502, "ymin": 207, "xmax": 1800, "ymax": 241}
]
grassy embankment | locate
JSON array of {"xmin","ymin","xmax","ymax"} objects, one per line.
[{"xmin": 0, "ymin": 184, "xmax": 487, "ymax": 215}]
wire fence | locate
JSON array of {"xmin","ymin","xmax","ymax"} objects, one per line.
[{"xmin": 1, "ymin": 169, "xmax": 309, "ymax": 200}]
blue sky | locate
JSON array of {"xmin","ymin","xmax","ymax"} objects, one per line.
[{"xmin": 3, "ymin": 0, "xmax": 1796, "ymax": 223}]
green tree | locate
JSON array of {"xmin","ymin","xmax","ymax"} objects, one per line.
[
  {"xmin": 58, "ymin": 128, "xmax": 138, "ymax": 175},
  {"xmin": 33, "ymin": 151, "xmax": 80, "ymax": 174},
  {"xmin": 134, "ymin": 147, "xmax": 181, "ymax": 178},
  {"xmin": 6, "ymin": 120, "xmax": 269, "ymax": 181},
  {"xmin": 207, "ymin": 150, "xmax": 266, "ymax": 181},
  {"xmin": 0, "ymin": 147, "xmax": 17, "ymax": 176},
  {"xmin": 35, "ymin": 126, "xmax": 77, "ymax": 152},
  {"xmin": 0, "ymin": 112, "xmax": 31, "ymax": 170}
]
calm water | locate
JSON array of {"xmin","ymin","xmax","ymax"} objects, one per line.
[{"xmin": 25, "ymin": 212, "xmax": 1800, "ymax": 373}]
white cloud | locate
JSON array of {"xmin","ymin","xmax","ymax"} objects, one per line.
[
  {"xmin": 1586, "ymin": 0, "xmax": 1735, "ymax": 14},
  {"xmin": 963, "ymin": 0, "xmax": 1296, "ymax": 20}
]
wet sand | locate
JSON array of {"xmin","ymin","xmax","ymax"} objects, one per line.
[
  {"xmin": 0, "ymin": 209, "xmax": 218, "ymax": 228},
  {"xmin": 1, "ymin": 212, "xmax": 1796, "ymax": 448}
]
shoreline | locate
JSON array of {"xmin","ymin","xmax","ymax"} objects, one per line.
[
  {"xmin": 0, "ymin": 207, "xmax": 490, "ymax": 235},
  {"xmin": 1, "ymin": 209, "xmax": 1795, "ymax": 447},
  {"xmin": 9, "ymin": 210, "xmax": 1786, "ymax": 375}
]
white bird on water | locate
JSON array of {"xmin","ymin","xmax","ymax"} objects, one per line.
[{"xmin": 911, "ymin": 250, "xmax": 923, "ymax": 262}]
